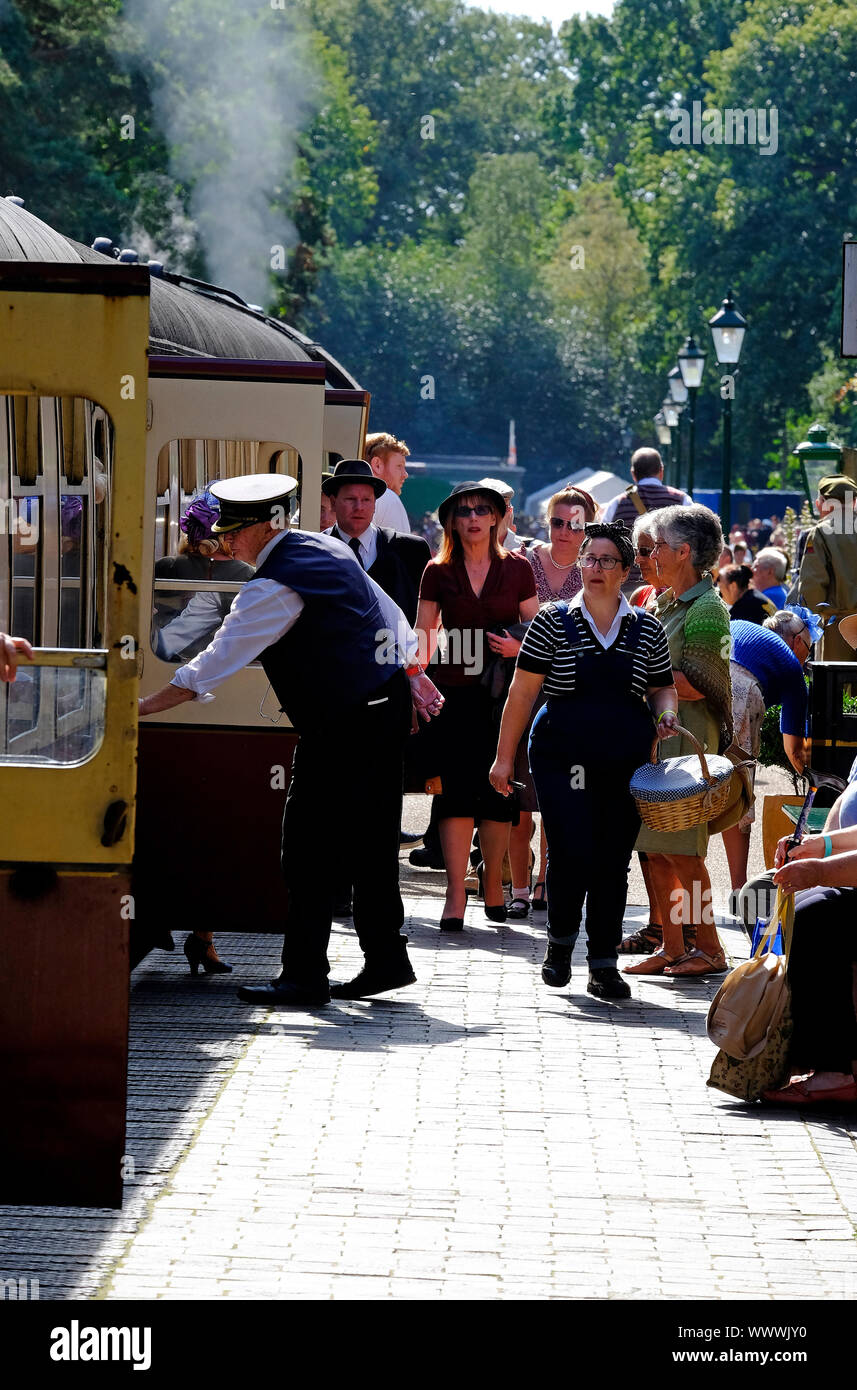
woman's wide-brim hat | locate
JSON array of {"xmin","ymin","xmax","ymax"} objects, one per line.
[
  {"xmin": 321, "ymin": 458, "xmax": 387, "ymax": 497},
  {"xmin": 437, "ymin": 480, "xmax": 508, "ymax": 527},
  {"xmin": 838, "ymin": 614, "xmax": 857, "ymax": 650}
]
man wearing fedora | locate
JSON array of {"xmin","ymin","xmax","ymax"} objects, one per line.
[
  {"xmin": 324, "ymin": 458, "xmax": 430, "ymax": 625},
  {"xmin": 138, "ymin": 474, "xmax": 445, "ymax": 1006}
]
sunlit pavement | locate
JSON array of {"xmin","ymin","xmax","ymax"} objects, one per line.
[{"xmin": 3, "ymin": 772, "xmax": 857, "ymax": 1301}]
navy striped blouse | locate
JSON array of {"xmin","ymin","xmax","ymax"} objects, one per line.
[{"xmin": 518, "ymin": 600, "xmax": 674, "ymax": 699}]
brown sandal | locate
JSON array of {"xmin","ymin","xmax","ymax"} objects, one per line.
[
  {"xmin": 664, "ymin": 948, "xmax": 728, "ymax": 977},
  {"xmin": 617, "ymin": 923, "xmax": 663, "ymax": 955},
  {"xmin": 623, "ymin": 949, "xmax": 690, "ymax": 976}
]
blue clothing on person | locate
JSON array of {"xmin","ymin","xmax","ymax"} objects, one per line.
[
  {"xmin": 761, "ymin": 583, "xmax": 788, "ymax": 610},
  {"xmin": 730, "ymin": 619, "xmax": 807, "ymax": 737},
  {"xmin": 838, "ymin": 755, "xmax": 857, "ymax": 829}
]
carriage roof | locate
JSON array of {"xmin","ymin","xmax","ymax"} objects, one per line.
[{"xmin": 0, "ymin": 197, "xmax": 358, "ymax": 389}]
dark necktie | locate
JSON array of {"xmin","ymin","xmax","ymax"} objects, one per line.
[{"xmin": 349, "ymin": 536, "xmax": 365, "ymax": 569}]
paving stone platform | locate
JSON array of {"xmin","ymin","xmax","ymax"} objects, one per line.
[{"xmin": 2, "ymin": 777, "xmax": 857, "ymax": 1302}]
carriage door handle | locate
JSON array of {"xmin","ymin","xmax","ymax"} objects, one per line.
[{"xmin": 101, "ymin": 799, "xmax": 129, "ymax": 847}]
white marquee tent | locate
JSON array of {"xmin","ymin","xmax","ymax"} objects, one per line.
[{"xmin": 524, "ymin": 467, "xmax": 627, "ymax": 517}]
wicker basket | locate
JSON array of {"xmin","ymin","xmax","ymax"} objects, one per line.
[{"xmin": 631, "ymin": 724, "xmax": 734, "ymax": 833}]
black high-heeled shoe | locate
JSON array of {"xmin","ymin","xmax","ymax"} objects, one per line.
[
  {"xmin": 477, "ymin": 863, "xmax": 506, "ymax": 921},
  {"xmin": 183, "ymin": 933, "xmax": 233, "ymax": 976}
]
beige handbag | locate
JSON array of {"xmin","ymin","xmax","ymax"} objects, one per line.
[{"xmin": 706, "ymin": 888, "xmax": 794, "ymax": 1060}]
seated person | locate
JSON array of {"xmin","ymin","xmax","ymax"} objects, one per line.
[
  {"xmin": 765, "ymin": 807, "xmax": 857, "ymax": 1103},
  {"xmin": 153, "ymin": 490, "xmax": 254, "ymax": 662},
  {"xmin": 718, "ymin": 563, "xmax": 776, "ymax": 624}
]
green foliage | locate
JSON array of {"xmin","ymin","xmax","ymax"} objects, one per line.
[{"xmin": 2, "ymin": 0, "xmax": 856, "ymax": 473}]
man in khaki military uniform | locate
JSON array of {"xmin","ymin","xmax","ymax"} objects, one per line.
[{"xmin": 799, "ymin": 474, "xmax": 857, "ymax": 661}]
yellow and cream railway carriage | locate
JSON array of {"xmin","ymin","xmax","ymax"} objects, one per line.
[{"xmin": 0, "ymin": 197, "xmax": 368, "ymax": 1206}]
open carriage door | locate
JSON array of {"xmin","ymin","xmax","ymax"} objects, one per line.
[{"xmin": 0, "ymin": 263, "xmax": 149, "ymax": 1206}]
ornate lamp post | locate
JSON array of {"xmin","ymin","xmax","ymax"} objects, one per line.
[
  {"xmin": 667, "ymin": 367, "xmax": 687, "ymax": 489},
  {"xmin": 708, "ymin": 290, "xmax": 748, "ymax": 534},
  {"xmin": 677, "ymin": 336, "xmax": 706, "ymax": 498},
  {"xmin": 662, "ymin": 398, "xmax": 680, "ymax": 486}
]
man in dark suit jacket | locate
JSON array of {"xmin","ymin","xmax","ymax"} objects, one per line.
[{"xmin": 323, "ymin": 458, "xmax": 430, "ymax": 624}]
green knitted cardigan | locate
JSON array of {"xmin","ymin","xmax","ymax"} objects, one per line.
[{"xmin": 680, "ymin": 583, "xmax": 733, "ymax": 754}]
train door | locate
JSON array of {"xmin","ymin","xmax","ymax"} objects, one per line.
[
  {"xmin": 0, "ymin": 262, "xmax": 149, "ymax": 1206},
  {"xmin": 133, "ymin": 358, "xmax": 328, "ymax": 946}
]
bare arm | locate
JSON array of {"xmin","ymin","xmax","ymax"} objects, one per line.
[
  {"xmin": 783, "ymin": 732, "xmax": 808, "ymax": 775},
  {"xmin": 672, "ymin": 669, "xmax": 705, "ymax": 701},
  {"xmin": 485, "ymin": 594, "xmax": 541, "ymax": 658},
  {"xmin": 139, "ymin": 683, "xmax": 197, "ymax": 716},
  {"xmin": 774, "ymin": 823, "xmax": 857, "ymax": 868},
  {"xmin": 648, "ymin": 684, "xmax": 680, "ymax": 739},
  {"xmin": 774, "ymin": 849, "xmax": 857, "ymax": 892},
  {"xmin": 414, "ymin": 597, "xmax": 442, "ymax": 667},
  {"xmin": 488, "ymin": 668, "xmax": 545, "ymax": 793}
]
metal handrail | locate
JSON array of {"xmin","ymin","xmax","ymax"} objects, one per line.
[
  {"xmin": 20, "ymin": 648, "xmax": 108, "ymax": 669},
  {"xmin": 153, "ymin": 580, "xmax": 245, "ymax": 593}
]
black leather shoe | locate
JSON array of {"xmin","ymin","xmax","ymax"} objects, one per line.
[
  {"xmin": 587, "ymin": 967, "xmax": 631, "ymax": 1001},
  {"xmin": 542, "ymin": 942, "xmax": 572, "ymax": 987},
  {"xmin": 484, "ymin": 903, "xmax": 507, "ymax": 923},
  {"xmin": 400, "ymin": 830, "xmax": 424, "ymax": 845},
  {"xmin": 409, "ymin": 845, "xmax": 445, "ymax": 869},
  {"xmin": 237, "ymin": 979, "xmax": 330, "ymax": 1006},
  {"xmin": 329, "ymin": 958, "xmax": 416, "ymax": 999}
]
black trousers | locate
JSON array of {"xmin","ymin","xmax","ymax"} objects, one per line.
[
  {"xmin": 787, "ymin": 886, "xmax": 857, "ymax": 1073},
  {"xmin": 280, "ymin": 670, "xmax": 412, "ymax": 985},
  {"xmin": 528, "ymin": 693, "xmax": 654, "ymax": 967}
]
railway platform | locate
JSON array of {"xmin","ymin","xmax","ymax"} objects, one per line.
[{"xmin": 2, "ymin": 770, "xmax": 857, "ymax": 1304}]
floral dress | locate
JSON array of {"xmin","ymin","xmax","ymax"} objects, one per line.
[{"xmin": 528, "ymin": 544, "xmax": 582, "ymax": 604}]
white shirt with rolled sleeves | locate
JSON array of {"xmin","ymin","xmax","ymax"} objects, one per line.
[
  {"xmin": 373, "ymin": 488, "xmax": 411, "ymax": 533},
  {"xmin": 170, "ymin": 530, "xmax": 420, "ymax": 703}
]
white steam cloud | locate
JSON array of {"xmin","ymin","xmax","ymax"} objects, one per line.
[{"xmin": 123, "ymin": 0, "xmax": 316, "ymax": 306}]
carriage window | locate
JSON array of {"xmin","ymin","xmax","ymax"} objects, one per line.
[
  {"xmin": 0, "ymin": 667, "xmax": 106, "ymax": 766},
  {"xmin": 151, "ymin": 438, "xmax": 300, "ymax": 664},
  {"xmin": 0, "ymin": 394, "xmax": 111, "ymax": 765}
]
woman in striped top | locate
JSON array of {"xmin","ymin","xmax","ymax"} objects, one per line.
[{"xmin": 489, "ymin": 522, "xmax": 678, "ymax": 1001}]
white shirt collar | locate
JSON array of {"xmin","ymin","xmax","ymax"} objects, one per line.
[
  {"xmin": 255, "ymin": 530, "xmax": 289, "ymax": 568},
  {"xmin": 326, "ymin": 522, "xmax": 378, "ymax": 566},
  {"xmin": 568, "ymin": 589, "xmax": 634, "ymax": 648}
]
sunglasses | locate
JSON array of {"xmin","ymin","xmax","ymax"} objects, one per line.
[
  {"xmin": 550, "ymin": 517, "xmax": 585, "ymax": 532},
  {"xmin": 635, "ymin": 545, "xmax": 655, "ymax": 558},
  {"xmin": 454, "ymin": 504, "xmax": 494, "ymax": 518}
]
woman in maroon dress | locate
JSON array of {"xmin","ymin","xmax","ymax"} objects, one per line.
[{"xmin": 415, "ymin": 483, "xmax": 539, "ymax": 930}]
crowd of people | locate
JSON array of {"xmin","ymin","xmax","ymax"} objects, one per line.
[{"xmin": 4, "ymin": 436, "xmax": 857, "ymax": 1103}]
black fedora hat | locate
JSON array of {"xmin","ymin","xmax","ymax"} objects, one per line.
[
  {"xmin": 322, "ymin": 458, "xmax": 387, "ymax": 497},
  {"xmin": 437, "ymin": 480, "xmax": 508, "ymax": 527}
]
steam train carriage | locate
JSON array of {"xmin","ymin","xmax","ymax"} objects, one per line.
[{"xmin": 0, "ymin": 196, "xmax": 368, "ymax": 1205}]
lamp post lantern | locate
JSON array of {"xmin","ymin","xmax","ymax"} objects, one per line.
[
  {"xmin": 677, "ymin": 336, "xmax": 706, "ymax": 497},
  {"xmin": 793, "ymin": 423, "xmax": 843, "ymax": 515},
  {"xmin": 708, "ymin": 290, "xmax": 747, "ymax": 533},
  {"xmin": 661, "ymin": 399, "xmax": 680, "ymax": 487}
]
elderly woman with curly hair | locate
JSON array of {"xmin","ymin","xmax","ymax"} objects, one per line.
[{"xmin": 624, "ymin": 504, "xmax": 733, "ymax": 978}]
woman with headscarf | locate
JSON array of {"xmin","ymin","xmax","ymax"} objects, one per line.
[{"xmin": 490, "ymin": 521, "xmax": 678, "ymax": 1000}]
